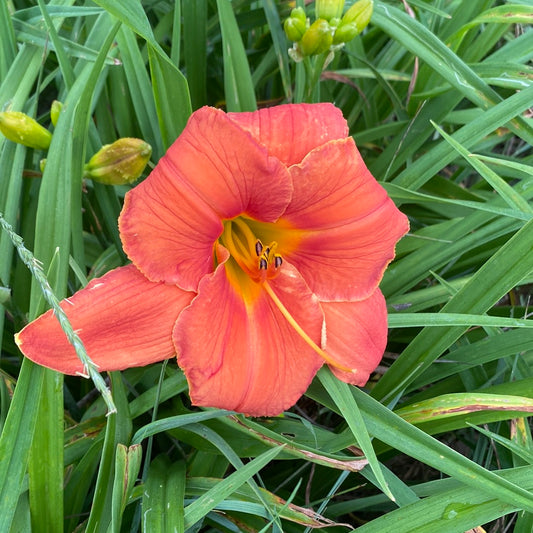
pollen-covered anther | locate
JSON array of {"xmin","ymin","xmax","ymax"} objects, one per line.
[{"xmin": 256, "ymin": 241, "xmax": 283, "ymax": 280}]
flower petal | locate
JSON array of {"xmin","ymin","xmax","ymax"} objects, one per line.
[
  {"xmin": 228, "ymin": 103, "xmax": 349, "ymax": 167},
  {"xmin": 280, "ymin": 138, "xmax": 409, "ymax": 301},
  {"xmin": 120, "ymin": 107, "xmax": 292, "ymax": 290},
  {"xmin": 322, "ymin": 289, "xmax": 387, "ymax": 386},
  {"xmin": 15, "ymin": 265, "xmax": 194, "ymax": 375},
  {"xmin": 173, "ymin": 262, "xmax": 324, "ymax": 416}
]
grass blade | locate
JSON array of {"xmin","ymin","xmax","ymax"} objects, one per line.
[
  {"xmin": 216, "ymin": 0, "xmax": 257, "ymax": 112},
  {"xmin": 183, "ymin": 445, "xmax": 284, "ymax": 528}
]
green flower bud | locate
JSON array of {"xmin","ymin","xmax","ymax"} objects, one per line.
[
  {"xmin": 51, "ymin": 100, "xmax": 62, "ymax": 127},
  {"xmin": 316, "ymin": 0, "xmax": 345, "ymax": 21},
  {"xmin": 0, "ymin": 111, "xmax": 52, "ymax": 150},
  {"xmin": 299, "ymin": 19, "xmax": 333, "ymax": 56},
  {"xmin": 333, "ymin": 22, "xmax": 358, "ymax": 43},
  {"xmin": 340, "ymin": 0, "xmax": 373, "ymax": 32},
  {"xmin": 284, "ymin": 7, "xmax": 307, "ymax": 42},
  {"xmin": 290, "ymin": 6, "xmax": 307, "ymax": 24},
  {"xmin": 84, "ymin": 138, "xmax": 152, "ymax": 185}
]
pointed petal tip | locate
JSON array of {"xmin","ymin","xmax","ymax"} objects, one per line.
[{"xmin": 15, "ymin": 265, "xmax": 193, "ymax": 375}]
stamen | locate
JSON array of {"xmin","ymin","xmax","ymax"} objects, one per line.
[
  {"xmin": 221, "ymin": 222, "xmax": 254, "ymax": 275},
  {"xmin": 220, "ymin": 218, "xmax": 284, "ymax": 283},
  {"xmin": 262, "ymin": 282, "xmax": 356, "ymax": 374},
  {"xmin": 233, "ymin": 217, "xmax": 260, "ymax": 250}
]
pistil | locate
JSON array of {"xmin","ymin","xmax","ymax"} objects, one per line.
[{"xmin": 262, "ymin": 282, "xmax": 356, "ymax": 374}]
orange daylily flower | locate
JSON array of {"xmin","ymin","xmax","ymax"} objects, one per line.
[{"xmin": 15, "ymin": 104, "xmax": 408, "ymax": 416}]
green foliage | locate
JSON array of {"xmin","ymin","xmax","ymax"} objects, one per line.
[{"xmin": 0, "ymin": 1, "xmax": 532, "ymax": 531}]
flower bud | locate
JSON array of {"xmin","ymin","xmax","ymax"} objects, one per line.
[
  {"xmin": 84, "ymin": 138, "xmax": 152, "ymax": 185},
  {"xmin": 298, "ymin": 19, "xmax": 333, "ymax": 56},
  {"xmin": 316, "ymin": 0, "xmax": 345, "ymax": 22},
  {"xmin": 333, "ymin": 22, "xmax": 358, "ymax": 43},
  {"xmin": 0, "ymin": 111, "xmax": 52, "ymax": 150},
  {"xmin": 51, "ymin": 100, "xmax": 62, "ymax": 127},
  {"xmin": 284, "ymin": 7, "xmax": 307, "ymax": 42},
  {"xmin": 340, "ymin": 0, "xmax": 373, "ymax": 32}
]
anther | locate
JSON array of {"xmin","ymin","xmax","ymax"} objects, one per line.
[
  {"xmin": 259, "ymin": 258, "xmax": 268, "ymax": 270},
  {"xmin": 255, "ymin": 240, "xmax": 263, "ymax": 257},
  {"xmin": 274, "ymin": 255, "xmax": 283, "ymax": 268}
]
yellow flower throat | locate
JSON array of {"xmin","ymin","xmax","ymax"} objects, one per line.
[{"xmin": 219, "ymin": 217, "xmax": 283, "ymax": 284}]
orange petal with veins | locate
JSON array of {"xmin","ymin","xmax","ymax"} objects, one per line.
[
  {"xmin": 120, "ymin": 106, "xmax": 292, "ymax": 290},
  {"xmin": 174, "ymin": 262, "xmax": 324, "ymax": 416},
  {"xmin": 15, "ymin": 265, "xmax": 194, "ymax": 375},
  {"xmin": 228, "ymin": 102, "xmax": 349, "ymax": 166},
  {"xmin": 321, "ymin": 289, "xmax": 388, "ymax": 386},
  {"xmin": 281, "ymin": 138, "xmax": 409, "ymax": 301}
]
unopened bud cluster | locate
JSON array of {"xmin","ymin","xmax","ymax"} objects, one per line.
[
  {"xmin": 0, "ymin": 101, "xmax": 151, "ymax": 186},
  {"xmin": 284, "ymin": 0, "xmax": 373, "ymax": 61}
]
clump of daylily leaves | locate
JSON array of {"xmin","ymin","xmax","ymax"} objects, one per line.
[
  {"xmin": 0, "ymin": 103, "xmax": 151, "ymax": 185},
  {"xmin": 284, "ymin": 0, "xmax": 373, "ymax": 62}
]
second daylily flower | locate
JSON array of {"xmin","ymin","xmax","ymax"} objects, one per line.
[{"xmin": 16, "ymin": 103, "xmax": 408, "ymax": 416}]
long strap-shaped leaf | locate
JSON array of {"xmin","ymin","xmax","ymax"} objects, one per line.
[
  {"xmin": 183, "ymin": 445, "xmax": 284, "ymax": 528},
  {"xmin": 217, "ymin": 0, "xmax": 257, "ymax": 112},
  {"xmin": 374, "ymin": 217, "xmax": 533, "ymax": 402},
  {"xmin": 372, "ymin": 2, "xmax": 533, "ymax": 146},
  {"xmin": 309, "ymin": 373, "xmax": 533, "ymax": 514}
]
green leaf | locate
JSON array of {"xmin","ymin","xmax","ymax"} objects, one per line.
[
  {"xmin": 431, "ymin": 121, "xmax": 533, "ymax": 214},
  {"xmin": 0, "ymin": 0, "xmax": 17, "ymax": 79},
  {"xmin": 261, "ymin": 0, "xmax": 292, "ymax": 100},
  {"xmin": 109, "ymin": 444, "xmax": 143, "ymax": 533},
  {"xmin": 183, "ymin": 445, "xmax": 284, "ymax": 528},
  {"xmin": 115, "ymin": 26, "xmax": 164, "ymax": 160},
  {"xmin": 388, "ymin": 313, "xmax": 533, "ymax": 328},
  {"xmin": 354, "ymin": 465, "xmax": 533, "ymax": 532},
  {"xmin": 132, "ymin": 410, "xmax": 233, "ymax": 445},
  {"xmin": 90, "ymin": 0, "xmax": 156, "ymax": 44},
  {"xmin": 142, "ymin": 457, "xmax": 186, "ymax": 533},
  {"xmin": 396, "ymin": 393, "xmax": 533, "ymax": 425},
  {"xmin": 147, "ymin": 44, "xmax": 192, "ymax": 150},
  {"xmin": 0, "ymin": 361, "xmax": 44, "ymax": 532},
  {"xmin": 392, "ymin": 84, "xmax": 533, "ymax": 189},
  {"xmin": 182, "ymin": 0, "xmax": 208, "ymax": 109},
  {"xmin": 318, "ymin": 368, "xmax": 395, "ymax": 501},
  {"xmin": 217, "ymin": 0, "xmax": 257, "ymax": 112},
  {"xmin": 307, "ymin": 383, "xmax": 533, "ymax": 514},
  {"xmin": 85, "ymin": 373, "xmax": 132, "ymax": 532}
]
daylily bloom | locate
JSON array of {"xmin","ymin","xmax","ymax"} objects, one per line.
[{"xmin": 15, "ymin": 103, "xmax": 408, "ymax": 416}]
